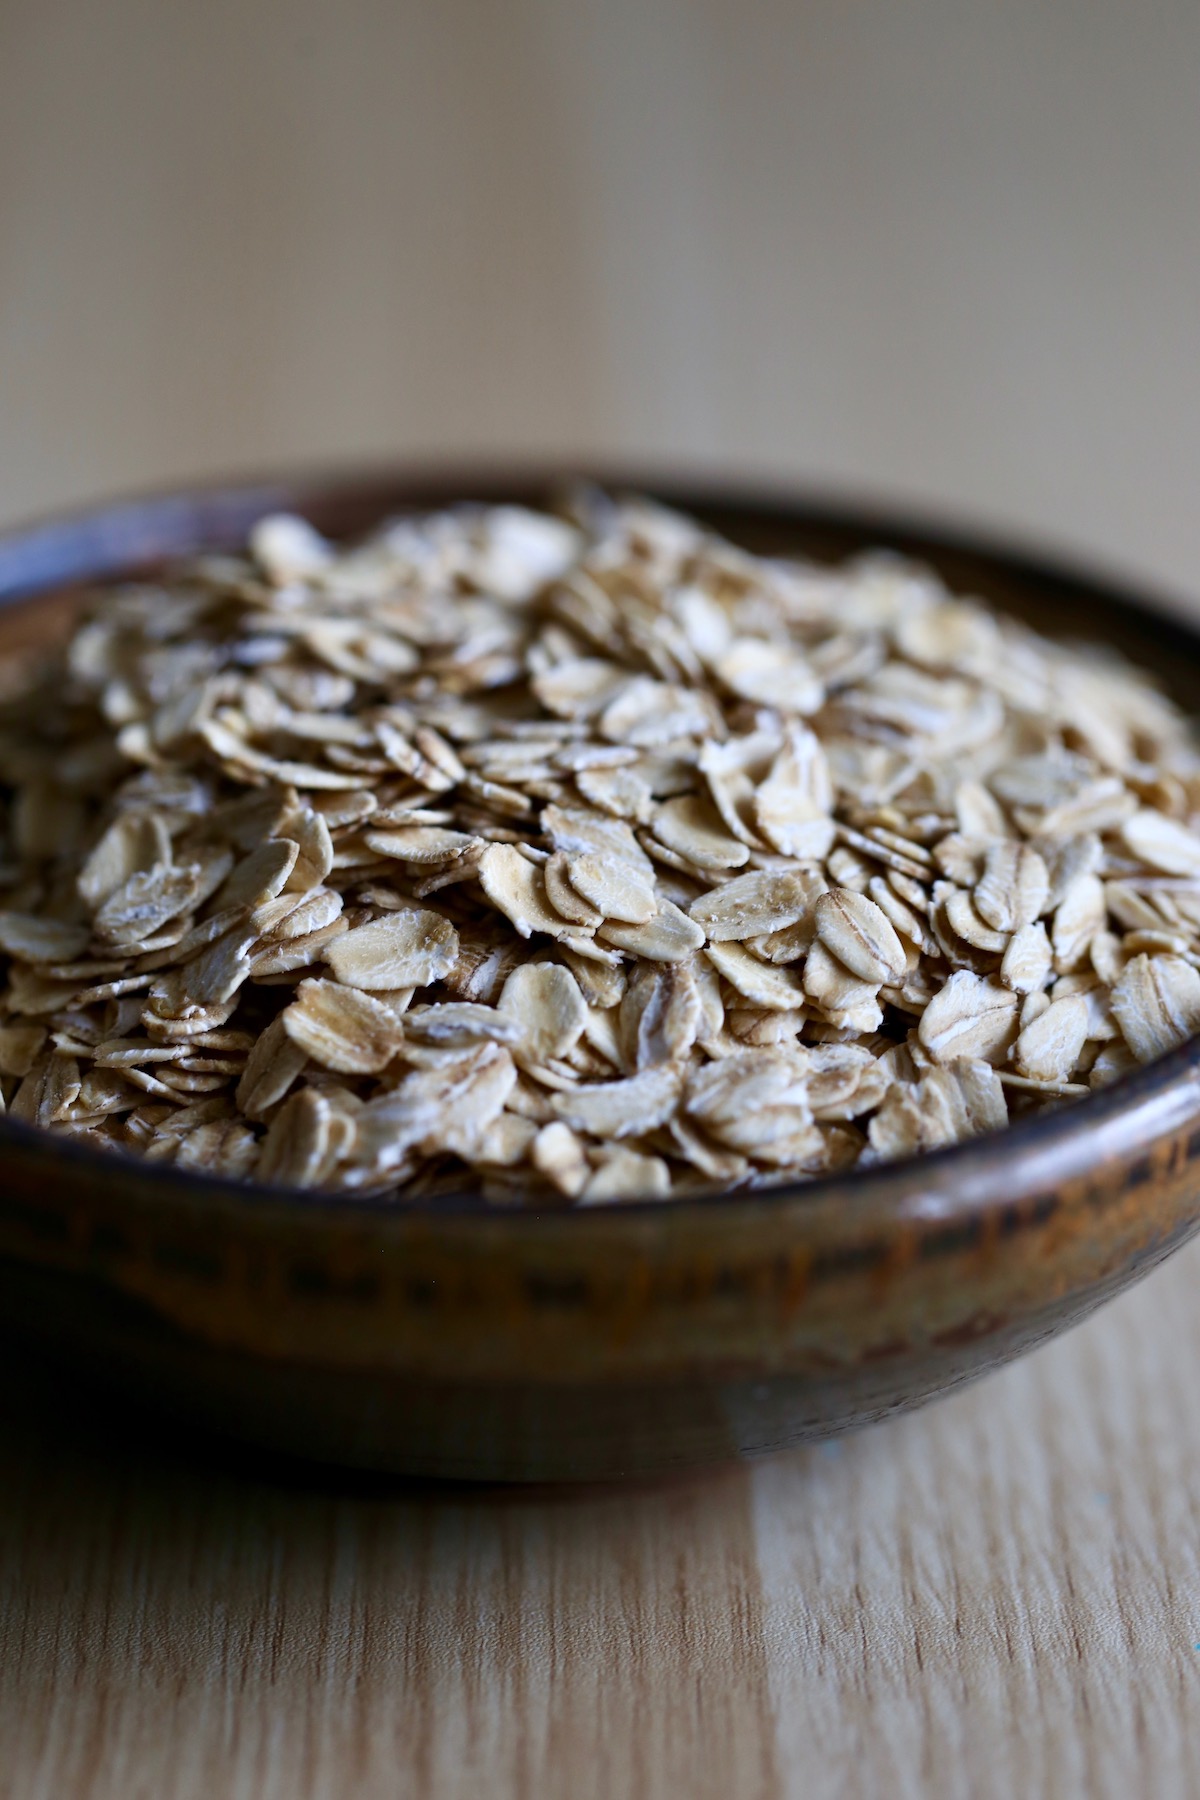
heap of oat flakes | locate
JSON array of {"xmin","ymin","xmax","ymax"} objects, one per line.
[{"xmin": 1, "ymin": 493, "xmax": 1199, "ymax": 1203}]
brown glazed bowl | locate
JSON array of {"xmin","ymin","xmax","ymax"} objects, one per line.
[{"xmin": 2, "ymin": 466, "xmax": 1200, "ymax": 1482}]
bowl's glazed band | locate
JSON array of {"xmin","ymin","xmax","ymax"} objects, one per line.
[{"xmin": 3, "ymin": 1048, "xmax": 1199, "ymax": 1391}]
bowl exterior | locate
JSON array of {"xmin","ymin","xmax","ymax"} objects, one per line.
[{"xmin": 2, "ymin": 1078, "xmax": 1199, "ymax": 1479}]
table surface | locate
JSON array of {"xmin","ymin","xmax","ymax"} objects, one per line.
[{"xmin": 2, "ymin": 1230, "xmax": 1199, "ymax": 1800}]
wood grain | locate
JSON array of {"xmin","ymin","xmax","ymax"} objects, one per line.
[{"xmin": 2, "ymin": 1238, "xmax": 1199, "ymax": 1799}]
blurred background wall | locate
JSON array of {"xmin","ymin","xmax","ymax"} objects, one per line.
[{"xmin": 2, "ymin": 0, "xmax": 1199, "ymax": 594}]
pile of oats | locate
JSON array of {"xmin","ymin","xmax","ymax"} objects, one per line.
[{"xmin": 1, "ymin": 493, "xmax": 1199, "ymax": 1204}]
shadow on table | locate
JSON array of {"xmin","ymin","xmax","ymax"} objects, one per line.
[
  {"xmin": 0, "ymin": 1349, "xmax": 811, "ymax": 1793},
  {"xmin": 0, "ymin": 1342, "xmax": 816, "ymax": 1501}
]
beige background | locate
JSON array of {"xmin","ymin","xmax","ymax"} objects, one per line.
[
  {"xmin": 4, "ymin": 0, "xmax": 1200, "ymax": 597},
  {"xmin": 3, "ymin": 4, "xmax": 1200, "ymax": 1796}
]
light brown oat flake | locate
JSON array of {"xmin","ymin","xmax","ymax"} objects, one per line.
[
  {"xmin": 1051, "ymin": 873, "xmax": 1106, "ymax": 972},
  {"xmin": 581, "ymin": 1148, "xmax": 671, "ymax": 1203},
  {"xmin": 402, "ymin": 1002, "xmax": 526, "ymax": 1049},
  {"xmin": 689, "ymin": 870, "xmax": 820, "ymax": 943},
  {"xmin": 1110, "ymin": 953, "xmax": 1200, "ymax": 1064},
  {"xmin": 801, "ymin": 941, "xmax": 881, "ymax": 1018},
  {"xmin": 752, "ymin": 728, "xmax": 835, "ymax": 860},
  {"xmin": 705, "ymin": 941, "xmax": 808, "ymax": 1011},
  {"xmin": 541, "ymin": 804, "xmax": 655, "ymax": 878},
  {"xmin": 356, "ymin": 1044, "xmax": 517, "ymax": 1166},
  {"xmin": 531, "ymin": 1120, "xmax": 589, "ymax": 1196},
  {"xmin": 94, "ymin": 865, "xmax": 204, "ymax": 948},
  {"xmin": 281, "ymin": 978, "xmax": 406, "ymax": 1075},
  {"xmin": 973, "ymin": 842, "xmax": 1049, "ymax": 933},
  {"xmin": 235, "ymin": 1013, "xmax": 308, "ymax": 1119},
  {"xmin": 918, "ymin": 972, "xmax": 1019, "ymax": 1065},
  {"xmin": 550, "ymin": 1063, "xmax": 683, "ymax": 1139},
  {"xmin": 565, "ymin": 853, "xmax": 657, "ymax": 924},
  {"xmin": 575, "ymin": 764, "xmax": 656, "ymax": 823},
  {"xmin": 175, "ymin": 1117, "xmax": 261, "ymax": 1178},
  {"xmin": 543, "ymin": 851, "xmax": 604, "ymax": 927},
  {"xmin": 498, "ymin": 962, "xmax": 587, "ymax": 1064},
  {"xmin": 814, "ymin": 888, "xmax": 906, "ymax": 983},
  {"xmin": 651, "ymin": 795, "xmax": 751, "ymax": 873},
  {"xmin": 1012, "ymin": 993, "xmax": 1090, "ymax": 1084},
  {"xmin": 1121, "ymin": 810, "xmax": 1200, "ymax": 878},
  {"xmin": 477, "ymin": 843, "xmax": 580, "ymax": 941},
  {"xmin": 943, "ymin": 887, "xmax": 1010, "ymax": 954},
  {"xmin": 257, "ymin": 1088, "xmax": 338, "ymax": 1187},
  {"xmin": 597, "ymin": 901, "xmax": 706, "ymax": 962},
  {"xmin": 1000, "ymin": 920, "xmax": 1053, "ymax": 995},
  {"xmin": 220, "ymin": 839, "xmax": 299, "ymax": 911},
  {"xmin": 325, "ymin": 909, "xmax": 459, "ymax": 991},
  {"xmin": 363, "ymin": 826, "xmax": 478, "ymax": 865},
  {"xmin": 0, "ymin": 914, "xmax": 90, "ymax": 964},
  {"xmin": 77, "ymin": 813, "xmax": 173, "ymax": 908},
  {"xmin": 714, "ymin": 638, "xmax": 824, "ymax": 713}
]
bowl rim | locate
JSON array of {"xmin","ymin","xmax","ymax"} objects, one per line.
[{"xmin": 3, "ymin": 457, "xmax": 1200, "ymax": 1224}]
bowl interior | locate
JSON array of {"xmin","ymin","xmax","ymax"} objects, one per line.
[{"xmin": 2, "ymin": 465, "xmax": 1199, "ymax": 1220}]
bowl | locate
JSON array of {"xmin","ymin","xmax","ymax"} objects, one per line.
[{"xmin": 2, "ymin": 465, "xmax": 1200, "ymax": 1482}]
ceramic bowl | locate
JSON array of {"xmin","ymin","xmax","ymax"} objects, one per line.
[{"xmin": 2, "ymin": 467, "xmax": 1199, "ymax": 1481}]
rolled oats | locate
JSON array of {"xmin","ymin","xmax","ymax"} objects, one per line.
[
  {"xmin": 1012, "ymin": 993, "xmax": 1090, "ymax": 1084},
  {"xmin": 1000, "ymin": 920, "xmax": 1053, "ymax": 995},
  {"xmin": 326, "ymin": 909, "xmax": 458, "ymax": 991},
  {"xmin": 917, "ymin": 971, "xmax": 1019, "ymax": 1065},
  {"xmin": 704, "ymin": 941, "xmax": 809, "ymax": 1011},
  {"xmin": 1109, "ymin": 953, "xmax": 1200, "ymax": 1064},
  {"xmin": 689, "ymin": 869, "xmax": 820, "ymax": 943},
  {"xmin": 498, "ymin": 962, "xmax": 587, "ymax": 1064},
  {"xmin": 814, "ymin": 888, "xmax": 906, "ymax": 983},
  {"xmin": 564, "ymin": 853, "xmax": 657, "ymax": 924},
  {"xmin": 0, "ymin": 494, "xmax": 1197, "ymax": 1201},
  {"xmin": 973, "ymin": 842, "xmax": 1049, "ymax": 933},
  {"xmin": 1121, "ymin": 810, "xmax": 1200, "ymax": 878},
  {"xmin": 651, "ymin": 796, "xmax": 751, "ymax": 871},
  {"xmin": 597, "ymin": 901, "xmax": 705, "ymax": 962}
]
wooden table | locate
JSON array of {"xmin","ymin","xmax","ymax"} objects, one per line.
[{"xmin": 2, "ymin": 1231, "xmax": 1199, "ymax": 1800}]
